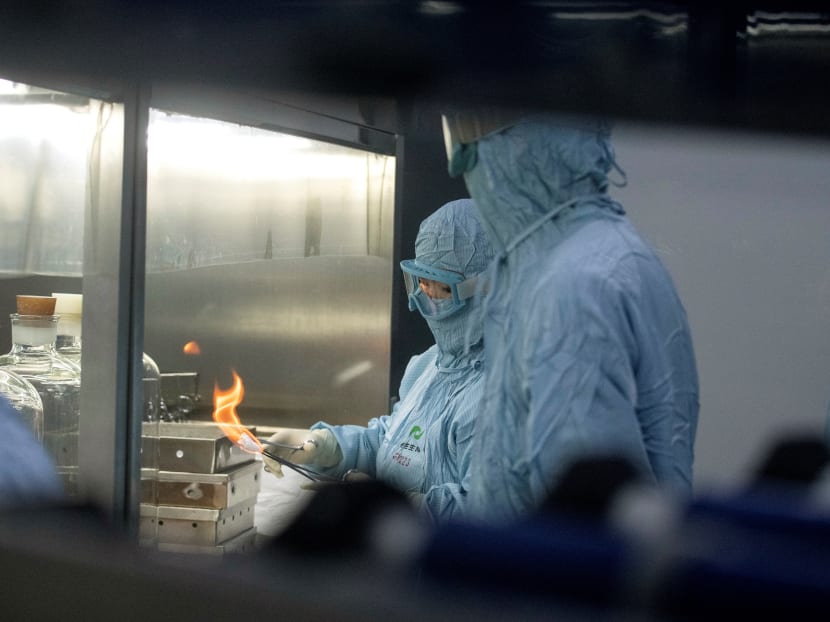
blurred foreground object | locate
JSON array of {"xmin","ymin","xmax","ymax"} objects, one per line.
[
  {"xmin": 420, "ymin": 451, "xmax": 830, "ymax": 618},
  {"xmin": 751, "ymin": 433, "xmax": 830, "ymax": 486},
  {"xmin": 0, "ymin": 394, "xmax": 64, "ymax": 510},
  {"xmin": 267, "ymin": 479, "xmax": 428, "ymax": 567}
]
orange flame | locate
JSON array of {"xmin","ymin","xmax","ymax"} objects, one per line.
[
  {"xmin": 183, "ymin": 340, "xmax": 202, "ymax": 356},
  {"xmin": 212, "ymin": 369, "xmax": 263, "ymax": 454}
]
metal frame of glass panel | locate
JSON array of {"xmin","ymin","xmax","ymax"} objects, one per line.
[
  {"xmin": 78, "ymin": 83, "xmax": 149, "ymax": 532},
  {"xmin": 0, "ymin": 70, "xmax": 401, "ymax": 535}
]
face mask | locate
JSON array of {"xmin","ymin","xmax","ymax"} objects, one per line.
[
  {"xmin": 426, "ymin": 296, "xmax": 455, "ymax": 316},
  {"xmin": 410, "ymin": 288, "xmax": 460, "ymax": 320}
]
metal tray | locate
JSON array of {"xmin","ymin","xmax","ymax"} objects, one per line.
[
  {"xmin": 140, "ymin": 460, "xmax": 262, "ymax": 509},
  {"xmin": 141, "ymin": 422, "xmax": 256, "ymax": 473},
  {"xmin": 154, "ymin": 527, "xmax": 258, "ymax": 556},
  {"xmin": 140, "ymin": 499, "xmax": 256, "ymax": 546}
]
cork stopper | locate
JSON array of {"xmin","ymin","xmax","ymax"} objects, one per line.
[{"xmin": 16, "ymin": 295, "xmax": 57, "ymax": 316}]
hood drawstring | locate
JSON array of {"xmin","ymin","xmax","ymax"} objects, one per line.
[
  {"xmin": 462, "ymin": 192, "xmax": 626, "ymax": 355},
  {"xmin": 603, "ymin": 136, "xmax": 628, "ymax": 189}
]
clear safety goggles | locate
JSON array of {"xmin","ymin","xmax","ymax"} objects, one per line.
[{"xmin": 400, "ymin": 259, "xmax": 479, "ymax": 320}]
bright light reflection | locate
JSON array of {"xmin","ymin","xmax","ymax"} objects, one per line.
[
  {"xmin": 0, "ymin": 104, "xmax": 95, "ymax": 145},
  {"xmin": 0, "ymin": 79, "xmax": 27, "ymax": 94},
  {"xmin": 148, "ymin": 111, "xmax": 370, "ymax": 181}
]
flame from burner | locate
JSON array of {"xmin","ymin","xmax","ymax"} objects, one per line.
[{"xmin": 212, "ymin": 369, "xmax": 262, "ymax": 454}]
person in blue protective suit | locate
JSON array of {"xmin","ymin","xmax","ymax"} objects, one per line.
[
  {"xmin": 262, "ymin": 199, "xmax": 496, "ymax": 524},
  {"xmin": 441, "ymin": 111, "xmax": 700, "ymax": 524},
  {"xmin": 0, "ymin": 394, "xmax": 65, "ymax": 509}
]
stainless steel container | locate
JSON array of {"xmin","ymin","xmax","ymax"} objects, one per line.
[
  {"xmin": 140, "ymin": 422, "xmax": 262, "ymax": 554},
  {"xmin": 154, "ymin": 528, "xmax": 258, "ymax": 556},
  {"xmin": 141, "ymin": 460, "xmax": 261, "ymax": 509},
  {"xmin": 139, "ymin": 500, "xmax": 256, "ymax": 546},
  {"xmin": 141, "ymin": 422, "xmax": 254, "ymax": 473}
]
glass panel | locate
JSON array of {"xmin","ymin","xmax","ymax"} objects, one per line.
[
  {"xmin": 142, "ymin": 109, "xmax": 395, "ymax": 554},
  {"xmin": 0, "ymin": 78, "xmax": 122, "ymax": 503},
  {"xmin": 0, "ymin": 79, "xmax": 94, "ymax": 276}
]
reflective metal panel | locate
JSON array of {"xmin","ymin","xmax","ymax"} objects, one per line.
[
  {"xmin": 0, "ymin": 79, "xmax": 93, "ymax": 276},
  {"xmin": 78, "ymin": 91, "xmax": 134, "ymax": 518},
  {"xmin": 144, "ymin": 111, "xmax": 395, "ymax": 429},
  {"xmin": 0, "ymin": 77, "xmax": 131, "ymax": 516}
]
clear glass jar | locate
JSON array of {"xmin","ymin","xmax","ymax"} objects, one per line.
[
  {"xmin": 142, "ymin": 352, "xmax": 162, "ymax": 422},
  {"xmin": 0, "ymin": 313, "xmax": 81, "ymax": 497},
  {"xmin": 0, "ymin": 367, "xmax": 44, "ymax": 440}
]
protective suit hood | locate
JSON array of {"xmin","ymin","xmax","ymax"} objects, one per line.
[
  {"xmin": 463, "ymin": 117, "xmax": 622, "ymax": 254},
  {"xmin": 412, "ymin": 198, "xmax": 495, "ymax": 366}
]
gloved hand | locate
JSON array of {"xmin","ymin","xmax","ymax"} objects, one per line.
[{"xmin": 261, "ymin": 427, "xmax": 341, "ymax": 478}]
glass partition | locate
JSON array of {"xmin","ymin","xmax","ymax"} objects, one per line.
[
  {"xmin": 0, "ymin": 77, "xmax": 123, "ymax": 502},
  {"xmin": 0, "ymin": 80, "xmax": 94, "ymax": 277},
  {"xmin": 141, "ymin": 108, "xmax": 395, "ymax": 553}
]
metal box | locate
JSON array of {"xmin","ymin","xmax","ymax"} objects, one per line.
[
  {"xmin": 155, "ymin": 528, "xmax": 258, "ymax": 556},
  {"xmin": 140, "ymin": 499, "xmax": 256, "ymax": 546},
  {"xmin": 141, "ymin": 422, "xmax": 255, "ymax": 473},
  {"xmin": 141, "ymin": 460, "xmax": 262, "ymax": 509}
]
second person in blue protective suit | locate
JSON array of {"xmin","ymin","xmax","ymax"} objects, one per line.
[
  {"xmin": 0, "ymin": 394, "xmax": 65, "ymax": 509},
  {"xmin": 443, "ymin": 113, "xmax": 700, "ymax": 524},
  {"xmin": 262, "ymin": 199, "xmax": 495, "ymax": 524}
]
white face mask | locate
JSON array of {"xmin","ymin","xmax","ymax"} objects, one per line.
[{"xmin": 424, "ymin": 295, "xmax": 455, "ymax": 316}]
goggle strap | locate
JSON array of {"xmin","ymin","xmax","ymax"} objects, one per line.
[{"xmin": 456, "ymin": 275, "xmax": 483, "ymax": 301}]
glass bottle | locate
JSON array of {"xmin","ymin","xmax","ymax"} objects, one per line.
[
  {"xmin": 52, "ymin": 292, "xmax": 83, "ymax": 365},
  {"xmin": 142, "ymin": 352, "xmax": 163, "ymax": 422},
  {"xmin": 0, "ymin": 296, "xmax": 82, "ymax": 497},
  {"xmin": 51, "ymin": 292, "xmax": 164, "ymax": 423},
  {"xmin": 0, "ymin": 367, "xmax": 44, "ymax": 440}
]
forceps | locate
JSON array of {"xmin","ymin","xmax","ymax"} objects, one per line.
[{"xmin": 260, "ymin": 439, "xmax": 341, "ymax": 483}]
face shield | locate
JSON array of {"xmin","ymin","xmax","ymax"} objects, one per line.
[
  {"xmin": 441, "ymin": 107, "xmax": 531, "ymax": 177},
  {"xmin": 400, "ymin": 259, "xmax": 479, "ymax": 320}
]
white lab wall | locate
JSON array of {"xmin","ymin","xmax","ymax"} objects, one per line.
[{"xmin": 610, "ymin": 122, "xmax": 830, "ymax": 490}]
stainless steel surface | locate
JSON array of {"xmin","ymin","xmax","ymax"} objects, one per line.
[
  {"xmin": 0, "ymin": 80, "xmax": 89, "ymax": 276},
  {"xmin": 155, "ymin": 527, "xmax": 258, "ymax": 556},
  {"xmin": 78, "ymin": 87, "xmax": 140, "ymax": 522},
  {"xmin": 141, "ymin": 460, "xmax": 262, "ymax": 509},
  {"xmin": 145, "ymin": 257, "xmax": 393, "ymax": 428},
  {"xmin": 140, "ymin": 500, "xmax": 256, "ymax": 545},
  {"xmin": 143, "ymin": 110, "xmax": 396, "ymax": 430},
  {"xmin": 141, "ymin": 422, "xmax": 256, "ymax": 473},
  {"xmin": 144, "ymin": 110, "xmax": 395, "ymax": 271}
]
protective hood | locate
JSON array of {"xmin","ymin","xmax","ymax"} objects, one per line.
[
  {"xmin": 463, "ymin": 117, "xmax": 622, "ymax": 254},
  {"xmin": 412, "ymin": 198, "xmax": 495, "ymax": 365}
]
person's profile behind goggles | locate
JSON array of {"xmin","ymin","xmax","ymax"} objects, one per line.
[{"xmin": 400, "ymin": 259, "xmax": 480, "ymax": 320}]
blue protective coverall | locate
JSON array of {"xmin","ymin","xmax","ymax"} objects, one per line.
[
  {"xmin": 461, "ymin": 118, "xmax": 700, "ymax": 523},
  {"xmin": 313, "ymin": 199, "xmax": 495, "ymax": 524},
  {"xmin": 0, "ymin": 395, "xmax": 65, "ymax": 509}
]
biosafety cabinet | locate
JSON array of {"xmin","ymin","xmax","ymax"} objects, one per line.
[{"xmin": 0, "ymin": 75, "xmax": 455, "ymax": 543}]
